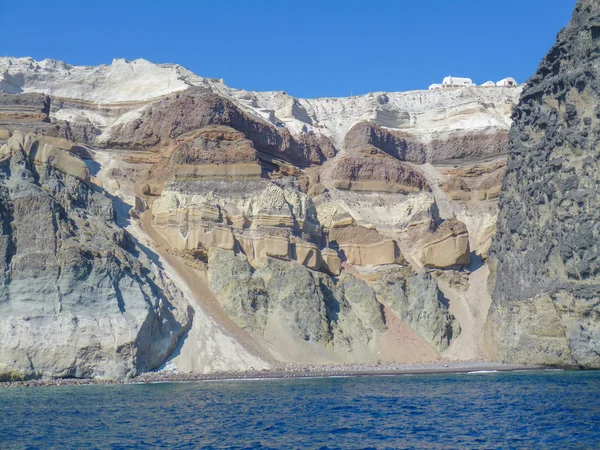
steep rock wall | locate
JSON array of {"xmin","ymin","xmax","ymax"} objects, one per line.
[
  {"xmin": 0, "ymin": 133, "xmax": 192, "ymax": 380},
  {"xmin": 487, "ymin": 0, "xmax": 600, "ymax": 368}
]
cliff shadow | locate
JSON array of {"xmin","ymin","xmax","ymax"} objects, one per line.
[{"xmin": 468, "ymin": 251, "xmax": 485, "ymax": 272}]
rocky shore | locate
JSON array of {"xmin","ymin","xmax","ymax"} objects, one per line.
[{"xmin": 0, "ymin": 361, "xmax": 549, "ymax": 388}]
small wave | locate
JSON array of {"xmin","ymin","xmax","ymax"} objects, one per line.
[{"xmin": 467, "ymin": 370, "xmax": 499, "ymax": 374}]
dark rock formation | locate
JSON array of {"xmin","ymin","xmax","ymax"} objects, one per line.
[
  {"xmin": 170, "ymin": 126, "xmax": 259, "ymax": 166},
  {"xmin": 487, "ymin": 0, "xmax": 600, "ymax": 368}
]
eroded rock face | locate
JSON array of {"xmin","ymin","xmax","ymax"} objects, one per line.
[
  {"xmin": 345, "ymin": 121, "xmax": 509, "ymax": 164},
  {"xmin": 0, "ymin": 93, "xmax": 102, "ymax": 145},
  {"xmin": 411, "ymin": 220, "xmax": 470, "ymax": 269},
  {"xmin": 329, "ymin": 225, "xmax": 405, "ymax": 266},
  {"xmin": 314, "ymin": 190, "xmax": 437, "ymax": 234},
  {"xmin": 487, "ymin": 0, "xmax": 600, "ymax": 368},
  {"xmin": 0, "ymin": 56, "xmax": 523, "ymax": 373},
  {"xmin": 0, "ymin": 134, "xmax": 192, "ymax": 380},
  {"xmin": 440, "ymin": 162, "xmax": 506, "ymax": 202},
  {"xmin": 328, "ymin": 152, "xmax": 430, "ymax": 193},
  {"xmin": 345, "ymin": 121, "xmax": 427, "ymax": 163},
  {"xmin": 373, "ymin": 268, "xmax": 460, "ymax": 352},
  {"xmin": 151, "ymin": 177, "xmax": 324, "ymax": 264},
  {"xmin": 207, "ymin": 248, "xmax": 387, "ymax": 362},
  {"xmin": 0, "ymin": 92, "xmax": 50, "ymax": 123},
  {"xmin": 107, "ymin": 88, "xmax": 337, "ymax": 167},
  {"xmin": 428, "ymin": 129, "xmax": 508, "ymax": 163}
]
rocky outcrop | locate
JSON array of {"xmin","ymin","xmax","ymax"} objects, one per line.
[
  {"xmin": 487, "ymin": 0, "xmax": 600, "ymax": 368},
  {"xmin": 0, "ymin": 92, "xmax": 101, "ymax": 145},
  {"xmin": 345, "ymin": 121, "xmax": 427, "ymax": 163},
  {"xmin": 345, "ymin": 121, "xmax": 509, "ymax": 164},
  {"xmin": 207, "ymin": 248, "xmax": 387, "ymax": 362},
  {"xmin": 166, "ymin": 125, "xmax": 262, "ymax": 180},
  {"xmin": 329, "ymin": 225, "xmax": 405, "ymax": 266},
  {"xmin": 106, "ymin": 88, "xmax": 337, "ymax": 167},
  {"xmin": 440, "ymin": 177, "xmax": 472, "ymax": 201},
  {"xmin": 171, "ymin": 125, "xmax": 259, "ymax": 165},
  {"xmin": 411, "ymin": 220, "xmax": 470, "ymax": 269},
  {"xmin": 328, "ymin": 152, "xmax": 430, "ymax": 193},
  {"xmin": 151, "ymin": 177, "xmax": 322, "ymax": 252},
  {"xmin": 0, "ymin": 92, "xmax": 50, "ymax": 123},
  {"xmin": 0, "ymin": 133, "xmax": 192, "ymax": 380},
  {"xmin": 373, "ymin": 268, "xmax": 460, "ymax": 352},
  {"xmin": 440, "ymin": 163, "xmax": 506, "ymax": 202},
  {"xmin": 313, "ymin": 189, "xmax": 437, "ymax": 235},
  {"xmin": 427, "ymin": 128, "xmax": 508, "ymax": 162}
]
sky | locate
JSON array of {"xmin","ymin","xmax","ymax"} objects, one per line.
[{"xmin": 0, "ymin": 0, "xmax": 576, "ymax": 98}]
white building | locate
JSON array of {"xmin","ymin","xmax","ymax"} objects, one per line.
[
  {"xmin": 442, "ymin": 76, "xmax": 475, "ymax": 88},
  {"xmin": 481, "ymin": 81, "xmax": 496, "ymax": 87},
  {"xmin": 428, "ymin": 83, "xmax": 443, "ymax": 90},
  {"xmin": 496, "ymin": 77, "xmax": 518, "ymax": 87}
]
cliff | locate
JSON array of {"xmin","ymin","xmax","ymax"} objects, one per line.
[
  {"xmin": 0, "ymin": 54, "xmax": 523, "ymax": 379},
  {"xmin": 487, "ymin": 0, "xmax": 600, "ymax": 368}
]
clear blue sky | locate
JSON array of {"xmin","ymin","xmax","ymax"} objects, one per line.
[{"xmin": 0, "ymin": 0, "xmax": 576, "ymax": 98}]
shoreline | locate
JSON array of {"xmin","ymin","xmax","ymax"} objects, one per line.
[{"xmin": 0, "ymin": 361, "xmax": 556, "ymax": 388}]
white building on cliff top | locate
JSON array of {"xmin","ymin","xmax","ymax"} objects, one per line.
[
  {"xmin": 442, "ymin": 76, "xmax": 475, "ymax": 88},
  {"xmin": 428, "ymin": 76, "xmax": 519, "ymax": 90},
  {"xmin": 429, "ymin": 76, "xmax": 474, "ymax": 90},
  {"xmin": 496, "ymin": 77, "xmax": 518, "ymax": 87}
]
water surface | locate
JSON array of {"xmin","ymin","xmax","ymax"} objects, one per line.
[{"xmin": 1, "ymin": 371, "xmax": 599, "ymax": 449}]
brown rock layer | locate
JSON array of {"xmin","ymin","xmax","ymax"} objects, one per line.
[
  {"xmin": 344, "ymin": 121, "xmax": 426, "ymax": 163},
  {"xmin": 107, "ymin": 87, "xmax": 337, "ymax": 167},
  {"xmin": 329, "ymin": 153, "xmax": 430, "ymax": 193},
  {"xmin": 345, "ymin": 121, "xmax": 508, "ymax": 163}
]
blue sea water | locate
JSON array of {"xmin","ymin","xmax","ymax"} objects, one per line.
[{"xmin": 1, "ymin": 370, "xmax": 599, "ymax": 449}]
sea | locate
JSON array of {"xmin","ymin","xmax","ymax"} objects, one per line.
[{"xmin": 1, "ymin": 370, "xmax": 599, "ymax": 449}]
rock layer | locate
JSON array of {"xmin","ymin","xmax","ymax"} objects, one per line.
[
  {"xmin": 411, "ymin": 220, "xmax": 471, "ymax": 269},
  {"xmin": 0, "ymin": 54, "xmax": 527, "ymax": 377}
]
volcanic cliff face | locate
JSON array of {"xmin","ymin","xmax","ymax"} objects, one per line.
[
  {"xmin": 487, "ymin": 0, "xmax": 600, "ymax": 368},
  {"xmin": 0, "ymin": 132, "xmax": 193, "ymax": 380},
  {"xmin": 0, "ymin": 55, "xmax": 523, "ymax": 378}
]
